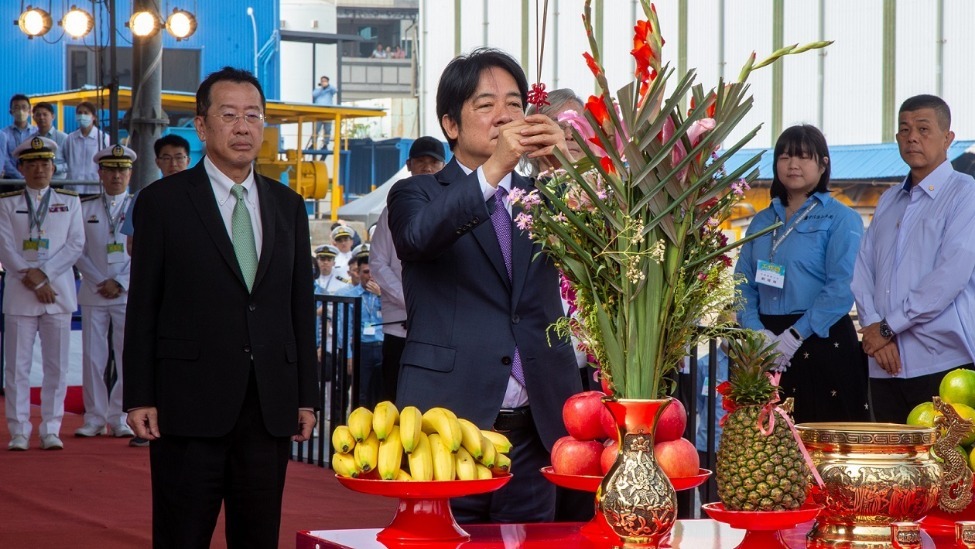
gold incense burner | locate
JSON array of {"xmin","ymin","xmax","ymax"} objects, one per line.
[{"xmin": 797, "ymin": 398, "xmax": 973, "ymax": 548}]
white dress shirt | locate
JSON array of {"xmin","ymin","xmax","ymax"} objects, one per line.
[{"xmin": 204, "ymin": 156, "xmax": 263, "ymax": 256}]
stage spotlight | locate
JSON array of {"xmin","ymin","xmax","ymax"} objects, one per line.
[
  {"xmin": 17, "ymin": 7, "xmax": 53, "ymax": 38},
  {"xmin": 128, "ymin": 10, "xmax": 161, "ymax": 37},
  {"xmin": 61, "ymin": 5, "xmax": 93, "ymax": 39},
  {"xmin": 165, "ymin": 8, "xmax": 196, "ymax": 40}
]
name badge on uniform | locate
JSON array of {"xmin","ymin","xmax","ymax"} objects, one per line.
[
  {"xmin": 22, "ymin": 238, "xmax": 50, "ymax": 261},
  {"xmin": 755, "ymin": 259, "xmax": 785, "ymax": 288},
  {"xmin": 363, "ymin": 325, "xmax": 377, "ymax": 336},
  {"xmin": 107, "ymin": 242, "xmax": 126, "ymax": 264}
]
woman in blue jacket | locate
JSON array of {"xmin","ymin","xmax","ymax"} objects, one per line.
[{"xmin": 735, "ymin": 125, "xmax": 869, "ymax": 423}]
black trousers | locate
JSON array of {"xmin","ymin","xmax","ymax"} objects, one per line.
[
  {"xmin": 149, "ymin": 370, "xmax": 290, "ymax": 549},
  {"xmin": 450, "ymin": 412, "xmax": 555, "ymax": 524},
  {"xmin": 380, "ymin": 334, "xmax": 406, "ymax": 403},
  {"xmin": 870, "ymin": 368, "xmax": 966, "ymax": 423}
]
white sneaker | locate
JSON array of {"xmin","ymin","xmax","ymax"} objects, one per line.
[
  {"xmin": 41, "ymin": 434, "xmax": 64, "ymax": 450},
  {"xmin": 8, "ymin": 435, "xmax": 28, "ymax": 451},
  {"xmin": 74, "ymin": 423, "xmax": 107, "ymax": 437},
  {"xmin": 113, "ymin": 423, "xmax": 134, "ymax": 438}
]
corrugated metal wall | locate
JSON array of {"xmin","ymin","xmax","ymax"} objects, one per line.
[
  {"xmin": 2, "ymin": 0, "xmax": 278, "ymax": 131},
  {"xmin": 418, "ymin": 0, "xmax": 975, "ymax": 147}
]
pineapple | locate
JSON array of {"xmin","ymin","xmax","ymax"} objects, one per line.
[{"xmin": 716, "ymin": 331, "xmax": 809, "ymax": 511}]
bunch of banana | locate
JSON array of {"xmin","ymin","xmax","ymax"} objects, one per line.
[{"xmin": 331, "ymin": 401, "xmax": 515, "ymax": 481}]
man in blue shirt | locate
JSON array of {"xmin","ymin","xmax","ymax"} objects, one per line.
[
  {"xmin": 338, "ymin": 253, "xmax": 383, "ymax": 408},
  {"xmin": 312, "ymin": 76, "xmax": 338, "ymax": 149},
  {"xmin": 853, "ymin": 94, "xmax": 975, "ymax": 423},
  {"xmin": 2, "ymin": 94, "xmax": 33, "ymax": 179}
]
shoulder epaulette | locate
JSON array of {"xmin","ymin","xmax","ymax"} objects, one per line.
[
  {"xmin": 54, "ymin": 188, "xmax": 78, "ymax": 196},
  {"xmin": 80, "ymin": 194, "xmax": 100, "ymax": 203},
  {"xmin": 0, "ymin": 190, "xmax": 21, "ymax": 198}
]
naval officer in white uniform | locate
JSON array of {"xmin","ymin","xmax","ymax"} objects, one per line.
[
  {"xmin": 74, "ymin": 145, "xmax": 137, "ymax": 439},
  {"xmin": 0, "ymin": 136, "xmax": 85, "ymax": 450}
]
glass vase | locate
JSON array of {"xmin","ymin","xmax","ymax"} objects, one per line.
[{"xmin": 597, "ymin": 397, "xmax": 678, "ymax": 547}]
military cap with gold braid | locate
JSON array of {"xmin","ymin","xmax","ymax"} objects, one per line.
[
  {"xmin": 13, "ymin": 136, "xmax": 57, "ymax": 161},
  {"xmin": 94, "ymin": 144, "xmax": 138, "ymax": 169}
]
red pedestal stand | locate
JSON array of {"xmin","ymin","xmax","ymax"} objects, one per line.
[
  {"xmin": 702, "ymin": 502, "xmax": 822, "ymax": 549},
  {"xmin": 334, "ymin": 474, "xmax": 511, "ymax": 543},
  {"xmin": 540, "ymin": 466, "xmax": 712, "ymax": 541}
]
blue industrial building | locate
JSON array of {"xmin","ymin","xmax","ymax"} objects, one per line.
[{"xmin": 2, "ymin": 1, "xmax": 280, "ymax": 133}]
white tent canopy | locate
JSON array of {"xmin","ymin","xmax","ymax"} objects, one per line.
[{"xmin": 336, "ymin": 165, "xmax": 411, "ymax": 228}]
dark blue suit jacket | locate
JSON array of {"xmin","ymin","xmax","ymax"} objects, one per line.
[{"xmin": 387, "ymin": 159, "xmax": 581, "ymax": 449}]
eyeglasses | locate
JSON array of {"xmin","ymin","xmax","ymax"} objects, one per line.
[
  {"xmin": 211, "ymin": 112, "xmax": 265, "ymax": 126},
  {"xmin": 157, "ymin": 154, "xmax": 188, "ymax": 163}
]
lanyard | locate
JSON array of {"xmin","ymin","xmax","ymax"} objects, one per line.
[
  {"xmin": 101, "ymin": 193, "xmax": 129, "ymax": 241},
  {"xmin": 770, "ymin": 202, "xmax": 818, "ymax": 259},
  {"xmin": 24, "ymin": 188, "xmax": 52, "ymax": 238}
]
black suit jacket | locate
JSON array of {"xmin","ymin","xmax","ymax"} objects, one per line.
[
  {"xmin": 122, "ymin": 161, "xmax": 318, "ymax": 438},
  {"xmin": 387, "ymin": 159, "xmax": 581, "ymax": 450}
]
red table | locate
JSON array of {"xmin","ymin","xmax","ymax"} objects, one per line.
[{"xmin": 297, "ymin": 520, "xmax": 952, "ymax": 548}]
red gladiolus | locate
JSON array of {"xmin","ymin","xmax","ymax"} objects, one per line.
[
  {"xmin": 600, "ymin": 156, "xmax": 616, "ymax": 175},
  {"xmin": 583, "ymin": 52, "xmax": 601, "ymax": 78},
  {"xmin": 585, "ymin": 95, "xmax": 610, "ymax": 126},
  {"xmin": 716, "ymin": 381, "xmax": 731, "ymax": 397}
]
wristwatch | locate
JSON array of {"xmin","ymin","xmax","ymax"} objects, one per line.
[{"xmin": 879, "ymin": 319, "xmax": 894, "ymax": 340}]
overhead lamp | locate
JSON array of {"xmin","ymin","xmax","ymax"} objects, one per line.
[
  {"xmin": 128, "ymin": 10, "xmax": 161, "ymax": 38},
  {"xmin": 16, "ymin": 6, "xmax": 53, "ymax": 38},
  {"xmin": 61, "ymin": 5, "xmax": 93, "ymax": 39},
  {"xmin": 165, "ymin": 8, "xmax": 196, "ymax": 41}
]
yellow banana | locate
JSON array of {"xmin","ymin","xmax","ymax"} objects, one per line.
[
  {"xmin": 475, "ymin": 463, "xmax": 493, "ymax": 480},
  {"xmin": 454, "ymin": 446, "xmax": 477, "ymax": 480},
  {"xmin": 491, "ymin": 453, "xmax": 511, "ymax": 475},
  {"xmin": 477, "ymin": 434, "xmax": 497, "ymax": 468},
  {"xmin": 354, "ymin": 432, "xmax": 379, "ymax": 473},
  {"xmin": 407, "ymin": 432, "xmax": 434, "ymax": 481},
  {"xmin": 457, "ymin": 418, "xmax": 484, "ymax": 460},
  {"xmin": 372, "ymin": 401, "xmax": 399, "ymax": 441},
  {"xmin": 399, "ymin": 406, "xmax": 423, "ymax": 454},
  {"xmin": 377, "ymin": 426, "xmax": 403, "ymax": 480},
  {"xmin": 395, "ymin": 469, "xmax": 412, "ymax": 481},
  {"xmin": 481, "ymin": 430, "xmax": 513, "ymax": 454},
  {"xmin": 428, "ymin": 433, "xmax": 456, "ymax": 481},
  {"xmin": 348, "ymin": 406, "xmax": 374, "ymax": 442},
  {"xmin": 422, "ymin": 408, "xmax": 462, "ymax": 453},
  {"xmin": 442, "ymin": 409, "xmax": 465, "ymax": 453},
  {"xmin": 332, "ymin": 452, "xmax": 361, "ymax": 478},
  {"xmin": 331, "ymin": 425, "xmax": 356, "ymax": 454}
]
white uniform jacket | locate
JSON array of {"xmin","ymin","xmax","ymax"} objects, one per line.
[
  {"xmin": 76, "ymin": 194, "xmax": 131, "ymax": 307},
  {"xmin": 0, "ymin": 188, "xmax": 85, "ymax": 315}
]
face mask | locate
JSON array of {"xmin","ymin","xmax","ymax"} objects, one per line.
[
  {"xmin": 76, "ymin": 114, "xmax": 93, "ymax": 128},
  {"xmin": 12, "ymin": 111, "xmax": 28, "ymax": 123}
]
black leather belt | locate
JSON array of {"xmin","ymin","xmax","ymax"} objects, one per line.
[{"xmin": 494, "ymin": 407, "xmax": 531, "ymax": 432}]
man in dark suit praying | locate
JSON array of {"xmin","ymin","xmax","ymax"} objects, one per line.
[
  {"xmin": 123, "ymin": 66, "xmax": 318, "ymax": 548},
  {"xmin": 387, "ymin": 48, "xmax": 582, "ymax": 523}
]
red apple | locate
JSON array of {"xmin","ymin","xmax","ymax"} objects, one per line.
[
  {"xmin": 654, "ymin": 399, "xmax": 687, "ymax": 442},
  {"xmin": 600, "ymin": 440, "xmax": 619, "ymax": 475},
  {"xmin": 563, "ymin": 391, "xmax": 613, "ymax": 441},
  {"xmin": 551, "ymin": 436, "xmax": 604, "ymax": 476},
  {"xmin": 655, "ymin": 438, "xmax": 700, "ymax": 479}
]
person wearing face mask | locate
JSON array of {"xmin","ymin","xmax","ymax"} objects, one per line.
[
  {"xmin": 30, "ymin": 102, "xmax": 68, "ymax": 182},
  {"xmin": 2, "ymin": 94, "xmax": 33, "ymax": 179},
  {"xmin": 63, "ymin": 101, "xmax": 109, "ymax": 184}
]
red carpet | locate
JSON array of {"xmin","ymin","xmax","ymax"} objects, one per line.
[
  {"xmin": 29, "ymin": 385, "xmax": 85, "ymax": 415},
  {"xmin": 0, "ymin": 398, "xmax": 396, "ymax": 548}
]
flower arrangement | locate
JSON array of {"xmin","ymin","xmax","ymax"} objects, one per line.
[{"xmin": 511, "ymin": 0, "xmax": 829, "ymax": 399}]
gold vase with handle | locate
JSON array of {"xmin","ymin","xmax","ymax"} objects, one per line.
[{"xmin": 797, "ymin": 397, "xmax": 973, "ymax": 548}]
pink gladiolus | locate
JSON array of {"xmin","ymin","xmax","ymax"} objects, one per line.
[{"xmin": 661, "ymin": 116, "xmax": 716, "ymax": 182}]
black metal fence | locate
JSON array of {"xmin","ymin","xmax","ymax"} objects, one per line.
[{"xmin": 291, "ymin": 294, "xmax": 363, "ymax": 466}]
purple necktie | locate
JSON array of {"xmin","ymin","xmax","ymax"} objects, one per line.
[{"xmin": 491, "ymin": 187, "xmax": 524, "ymax": 386}]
